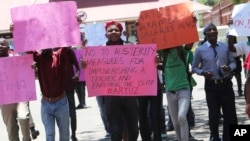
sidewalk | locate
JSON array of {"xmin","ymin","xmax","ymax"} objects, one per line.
[{"xmin": 0, "ymin": 74, "xmax": 250, "ymax": 141}]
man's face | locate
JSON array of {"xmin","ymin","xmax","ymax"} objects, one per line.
[
  {"xmin": 0, "ymin": 40, "xmax": 9, "ymax": 57},
  {"xmin": 105, "ymin": 25, "xmax": 122, "ymax": 42},
  {"xmin": 205, "ymin": 24, "xmax": 218, "ymax": 44}
]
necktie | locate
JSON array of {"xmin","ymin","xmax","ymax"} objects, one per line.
[{"xmin": 211, "ymin": 45, "xmax": 223, "ymax": 78}]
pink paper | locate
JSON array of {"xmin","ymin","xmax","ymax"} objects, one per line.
[
  {"xmin": 11, "ymin": 1, "xmax": 81, "ymax": 52},
  {"xmin": 73, "ymin": 48, "xmax": 85, "ymax": 81},
  {"xmin": 82, "ymin": 44, "xmax": 157, "ymax": 97},
  {"xmin": 0, "ymin": 54, "xmax": 37, "ymax": 104}
]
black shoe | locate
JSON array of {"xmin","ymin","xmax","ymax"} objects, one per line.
[
  {"xmin": 71, "ymin": 135, "xmax": 78, "ymax": 141},
  {"xmin": 239, "ymin": 92, "xmax": 243, "ymax": 96},
  {"xmin": 189, "ymin": 122, "xmax": 195, "ymax": 128},
  {"xmin": 210, "ymin": 137, "xmax": 221, "ymax": 141},
  {"xmin": 105, "ymin": 133, "xmax": 111, "ymax": 138},
  {"xmin": 31, "ymin": 130, "xmax": 40, "ymax": 139},
  {"xmin": 76, "ymin": 105, "xmax": 84, "ymax": 109},
  {"xmin": 166, "ymin": 125, "xmax": 174, "ymax": 131},
  {"xmin": 161, "ymin": 131, "xmax": 167, "ymax": 138}
]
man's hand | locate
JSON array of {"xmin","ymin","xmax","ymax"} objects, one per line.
[
  {"xmin": 72, "ymin": 74, "xmax": 79, "ymax": 82},
  {"xmin": 221, "ymin": 65, "xmax": 231, "ymax": 72},
  {"xmin": 31, "ymin": 62, "xmax": 37, "ymax": 69},
  {"xmin": 81, "ymin": 59, "xmax": 87, "ymax": 68},
  {"xmin": 201, "ymin": 71, "xmax": 213, "ymax": 79},
  {"xmin": 155, "ymin": 55, "xmax": 162, "ymax": 65}
]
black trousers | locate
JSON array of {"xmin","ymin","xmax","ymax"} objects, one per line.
[
  {"xmin": 105, "ymin": 96, "xmax": 139, "ymax": 141},
  {"xmin": 75, "ymin": 81, "xmax": 86, "ymax": 106},
  {"xmin": 205, "ymin": 78, "xmax": 238, "ymax": 141},
  {"xmin": 233, "ymin": 69, "xmax": 243, "ymax": 95},
  {"xmin": 138, "ymin": 89, "xmax": 163, "ymax": 141},
  {"xmin": 66, "ymin": 90, "xmax": 77, "ymax": 135}
]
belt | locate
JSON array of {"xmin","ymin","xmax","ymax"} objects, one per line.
[
  {"xmin": 206, "ymin": 78, "xmax": 231, "ymax": 84},
  {"xmin": 43, "ymin": 93, "xmax": 65, "ymax": 102}
]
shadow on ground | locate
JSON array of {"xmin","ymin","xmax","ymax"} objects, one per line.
[{"xmin": 76, "ymin": 94, "xmax": 249, "ymax": 141}]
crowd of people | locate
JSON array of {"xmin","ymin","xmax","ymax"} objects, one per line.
[{"xmin": 1, "ymin": 5, "xmax": 250, "ymax": 141}]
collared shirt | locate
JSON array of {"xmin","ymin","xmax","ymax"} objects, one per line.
[
  {"xmin": 34, "ymin": 48, "xmax": 68, "ymax": 98},
  {"xmin": 192, "ymin": 41, "xmax": 236, "ymax": 79}
]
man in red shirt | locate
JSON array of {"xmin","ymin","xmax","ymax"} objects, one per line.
[{"xmin": 33, "ymin": 47, "xmax": 70, "ymax": 141}]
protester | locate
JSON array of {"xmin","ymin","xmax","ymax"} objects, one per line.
[
  {"xmin": 33, "ymin": 47, "xmax": 70, "ymax": 141},
  {"xmin": 1, "ymin": 102, "xmax": 32, "ymax": 141},
  {"xmin": 62, "ymin": 47, "xmax": 80, "ymax": 141},
  {"xmin": 228, "ymin": 35, "xmax": 250, "ymax": 57},
  {"xmin": 9, "ymin": 13, "xmax": 82, "ymax": 141},
  {"xmin": 161, "ymin": 42, "xmax": 194, "ymax": 141},
  {"xmin": 83, "ymin": 20, "xmax": 139, "ymax": 141},
  {"xmin": 75, "ymin": 33, "xmax": 88, "ymax": 109},
  {"xmin": 227, "ymin": 18, "xmax": 250, "ymax": 58},
  {"xmin": 165, "ymin": 46, "xmax": 196, "ymax": 133},
  {"xmin": 192, "ymin": 23, "xmax": 238, "ymax": 141},
  {"xmin": 228, "ymin": 34, "xmax": 250, "ymax": 97},
  {"xmin": 0, "ymin": 38, "xmax": 40, "ymax": 141},
  {"xmin": 8, "ymin": 36, "xmax": 40, "ymax": 140},
  {"xmin": 227, "ymin": 35, "xmax": 244, "ymax": 97},
  {"xmin": 137, "ymin": 58, "xmax": 163, "ymax": 141},
  {"xmin": 105, "ymin": 21, "xmax": 139, "ymax": 141}
]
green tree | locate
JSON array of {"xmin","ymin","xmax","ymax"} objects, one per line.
[
  {"xmin": 231, "ymin": 0, "xmax": 242, "ymax": 4},
  {"xmin": 197, "ymin": 0, "xmax": 219, "ymax": 6}
]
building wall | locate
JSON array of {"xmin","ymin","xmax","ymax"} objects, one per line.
[
  {"xmin": 0, "ymin": 0, "xmax": 48, "ymax": 33},
  {"xmin": 202, "ymin": 0, "xmax": 249, "ymax": 26}
]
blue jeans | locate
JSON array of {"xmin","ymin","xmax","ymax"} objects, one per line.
[{"xmin": 41, "ymin": 95, "xmax": 70, "ymax": 141}]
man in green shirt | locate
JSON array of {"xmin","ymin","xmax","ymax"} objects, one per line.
[{"xmin": 161, "ymin": 43, "xmax": 194, "ymax": 141}]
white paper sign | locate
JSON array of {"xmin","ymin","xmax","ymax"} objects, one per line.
[{"xmin": 229, "ymin": 3, "xmax": 250, "ymax": 36}]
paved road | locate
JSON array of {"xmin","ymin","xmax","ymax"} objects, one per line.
[{"xmin": 1, "ymin": 73, "xmax": 250, "ymax": 141}]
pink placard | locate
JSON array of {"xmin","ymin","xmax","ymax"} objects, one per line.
[
  {"xmin": 0, "ymin": 54, "xmax": 37, "ymax": 104},
  {"xmin": 73, "ymin": 48, "xmax": 85, "ymax": 81},
  {"xmin": 82, "ymin": 44, "xmax": 157, "ymax": 97},
  {"xmin": 11, "ymin": 1, "xmax": 81, "ymax": 52}
]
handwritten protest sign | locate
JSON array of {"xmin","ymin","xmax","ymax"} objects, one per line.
[
  {"xmin": 136, "ymin": 1, "xmax": 198, "ymax": 50},
  {"xmin": 11, "ymin": 1, "xmax": 81, "ymax": 52},
  {"xmin": 0, "ymin": 54, "xmax": 36, "ymax": 104},
  {"xmin": 74, "ymin": 49, "xmax": 85, "ymax": 81},
  {"xmin": 82, "ymin": 44, "xmax": 157, "ymax": 97},
  {"xmin": 229, "ymin": 3, "xmax": 250, "ymax": 36}
]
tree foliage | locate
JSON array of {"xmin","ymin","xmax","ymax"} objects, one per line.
[
  {"xmin": 197, "ymin": 0, "xmax": 219, "ymax": 6},
  {"xmin": 231, "ymin": 0, "xmax": 242, "ymax": 4}
]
